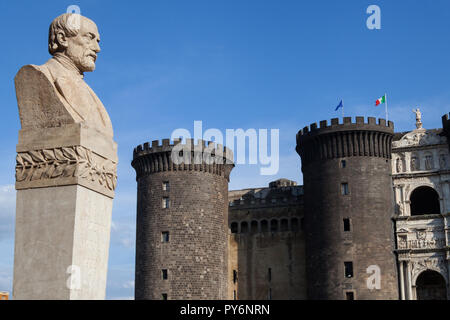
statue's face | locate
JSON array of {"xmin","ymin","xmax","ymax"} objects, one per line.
[{"xmin": 65, "ymin": 17, "xmax": 101, "ymax": 73}]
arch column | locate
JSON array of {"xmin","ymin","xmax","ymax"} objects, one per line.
[
  {"xmin": 404, "ymin": 200, "xmax": 411, "ymax": 216},
  {"xmin": 448, "ymin": 258, "xmax": 450, "ymax": 300},
  {"xmin": 399, "ymin": 261, "xmax": 405, "ymax": 300},
  {"xmin": 442, "ymin": 181, "xmax": 450, "ymax": 214},
  {"xmin": 394, "ymin": 185, "xmax": 406, "ymax": 216},
  {"xmin": 406, "ymin": 261, "xmax": 413, "ymax": 300}
]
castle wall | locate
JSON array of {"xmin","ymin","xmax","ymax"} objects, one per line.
[
  {"xmin": 130, "ymin": 113, "xmax": 450, "ymax": 301},
  {"xmin": 227, "ymin": 183, "xmax": 306, "ymax": 300}
]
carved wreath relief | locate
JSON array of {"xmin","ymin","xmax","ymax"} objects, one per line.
[
  {"xmin": 411, "ymin": 258, "xmax": 448, "ymax": 283},
  {"xmin": 16, "ymin": 146, "xmax": 117, "ymax": 191}
]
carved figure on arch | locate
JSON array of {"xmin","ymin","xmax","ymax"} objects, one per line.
[
  {"xmin": 440, "ymin": 154, "xmax": 447, "ymax": 169},
  {"xmin": 396, "ymin": 157, "xmax": 403, "ymax": 173},
  {"xmin": 412, "ymin": 108, "xmax": 423, "ymax": 130},
  {"xmin": 410, "ymin": 156, "xmax": 419, "ymax": 171},
  {"xmin": 425, "ymin": 155, "xmax": 433, "ymax": 170}
]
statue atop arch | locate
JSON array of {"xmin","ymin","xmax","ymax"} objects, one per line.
[{"xmin": 412, "ymin": 108, "xmax": 423, "ymax": 130}]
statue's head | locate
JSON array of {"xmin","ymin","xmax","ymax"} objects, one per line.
[{"xmin": 48, "ymin": 13, "xmax": 101, "ymax": 73}]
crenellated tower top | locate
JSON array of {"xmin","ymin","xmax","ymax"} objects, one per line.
[
  {"xmin": 296, "ymin": 117, "xmax": 394, "ymax": 169},
  {"xmin": 442, "ymin": 113, "xmax": 450, "ymax": 150},
  {"xmin": 132, "ymin": 138, "xmax": 234, "ymax": 181}
]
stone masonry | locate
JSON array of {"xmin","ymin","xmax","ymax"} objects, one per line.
[
  {"xmin": 296, "ymin": 117, "xmax": 399, "ymax": 299},
  {"xmin": 228, "ymin": 179, "xmax": 306, "ymax": 300},
  {"xmin": 132, "ymin": 139, "xmax": 234, "ymax": 300},
  {"xmin": 132, "ymin": 113, "xmax": 450, "ymax": 300}
]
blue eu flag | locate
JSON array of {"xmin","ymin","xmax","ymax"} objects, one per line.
[{"xmin": 335, "ymin": 100, "xmax": 343, "ymax": 111}]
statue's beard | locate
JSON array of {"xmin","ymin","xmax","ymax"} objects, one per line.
[
  {"xmin": 66, "ymin": 49, "xmax": 96, "ymax": 73},
  {"xmin": 73, "ymin": 55, "xmax": 96, "ymax": 72}
]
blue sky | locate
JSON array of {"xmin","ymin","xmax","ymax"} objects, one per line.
[{"xmin": 0, "ymin": 0, "xmax": 449, "ymax": 299}]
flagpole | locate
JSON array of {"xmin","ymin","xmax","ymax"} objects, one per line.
[{"xmin": 385, "ymin": 93, "xmax": 388, "ymax": 122}]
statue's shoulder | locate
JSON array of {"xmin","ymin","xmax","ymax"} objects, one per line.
[
  {"xmin": 15, "ymin": 64, "xmax": 47, "ymax": 81},
  {"xmin": 14, "ymin": 63, "xmax": 78, "ymax": 129},
  {"xmin": 15, "ymin": 59, "xmax": 57, "ymax": 83}
]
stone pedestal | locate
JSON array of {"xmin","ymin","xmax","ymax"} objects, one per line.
[{"xmin": 12, "ymin": 124, "xmax": 117, "ymax": 300}]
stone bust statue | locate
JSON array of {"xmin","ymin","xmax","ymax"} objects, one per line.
[
  {"xmin": 15, "ymin": 13, "xmax": 113, "ymax": 137},
  {"xmin": 13, "ymin": 13, "xmax": 117, "ymax": 300}
]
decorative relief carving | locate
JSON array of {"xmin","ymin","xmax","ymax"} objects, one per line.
[
  {"xmin": 440, "ymin": 154, "xmax": 447, "ymax": 169},
  {"xmin": 397, "ymin": 227, "xmax": 446, "ymax": 250},
  {"xmin": 15, "ymin": 146, "xmax": 117, "ymax": 191},
  {"xmin": 416, "ymin": 230, "xmax": 427, "ymax": 240},
  {"xmin": 396, "ymin": 177, "xmax": 434, "ymax": 184},
  {"xmin": 425, "ymin": 154, "xmax": 434, "ymax": 170},
  {"xmin": 410, "ymin": 156, "xmax": 419, "ymax": 171},
  {"xmin": 396, "ymin": 157, "xmax": 403, "ymax": 173},
  {"xmin": 411, "ymin": 258, "xmax": 447, "ymax": 283},
  {"xmin": 405, "ymin": 184, "xmax": 411, "ymax": 194},
  {"xmin": 398, "ymin": 239, "xmax": 446, "ymax": 250},
  {"xmin": 392, "ymin": 129, "xmax": 446, "ymax": 148}
]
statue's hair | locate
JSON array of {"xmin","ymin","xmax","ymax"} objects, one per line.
[{"xmin": 48, "ymin": 13, "xmax": 82, "ymax": 55}]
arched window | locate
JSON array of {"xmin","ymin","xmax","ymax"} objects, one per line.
[
  {"xmin": 251, "ymin": 220, "xmax": 258, "ymax": 233},
  {"xmin": 410, "ymin": 186, "xmax": 440, "ymax": 216},
  {"xmin": 230, "ymin": 222, "xmax": 238, "ymax": 233},
  {"xmin": 270, "ymin": 219, "xmax": 278, "ymax": 232},
  {"xmin": 280, "ymin": 219, "xmax": 289, "ymax": 232},
  {"xmin": 261, "ymin": 220, "xmax": 268, "ymax": 232},
  {"xmin": 240, "ymin": 221, "xmax": 249, "ymax": 233}
]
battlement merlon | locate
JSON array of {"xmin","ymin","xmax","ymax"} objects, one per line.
[
  {"xmin": 295, "ymin": 117, "xmax": 395, "ymax": 164},
  {"xmin": 442, "ymin": 113, "xmax": 450, "ymax": 132},
  {"xmin": 133, "ymin": 138, "xmax": 234, "ymax": 163},
  {"xmin": 442, "ymin": 113, "xmax": 450, "ymax": 150},
  {"xmin": 296, "ymin": 117, "xmax": 394, "ymax": 140}
]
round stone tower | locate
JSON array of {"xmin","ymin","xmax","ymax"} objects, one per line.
[
  {"xmin": 296, "ymin": 116, "xmax": 398, "ymax": 300},
  {"xmin": 132, "ymin": 138, "xmax": 234, "ymax": 300}
]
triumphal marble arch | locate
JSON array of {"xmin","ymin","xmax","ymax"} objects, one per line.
[{"xmin": 393, "ymin": 111, "xmax": 450, "ymax": 300}]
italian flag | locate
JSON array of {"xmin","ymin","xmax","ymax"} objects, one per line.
[{"xmin": 375, "ymin": 95, "xmax": 386, "ymax": 106}]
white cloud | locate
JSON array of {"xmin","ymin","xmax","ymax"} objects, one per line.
[
  {"xmin": 122, "ymin": 280, "xmax": 134, "ymax": 289},
  {"xmin": 0, "ymin": 185, "xmax": 15, "ymax": 242},
  {"xmin": 110, "ymin": 220, "xmax": 135, "ymax": 249},
  {"xmin": 109, "ymin": 296, "xmax": 134, "ymax": 300},
  {"xmin": 106, "ymin": 264, "xmax": 135, "ymax": 300},
  {"xmin": 0, "ymin": 185, "xmax": 15, "ymax": 211},
  {"xmin": 0, "ymin": 262, "xmax": 13, "ymax": 293},
  {"xmin": 120, "ymin": 238, "xmax": 133, "ymax": 249}
]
